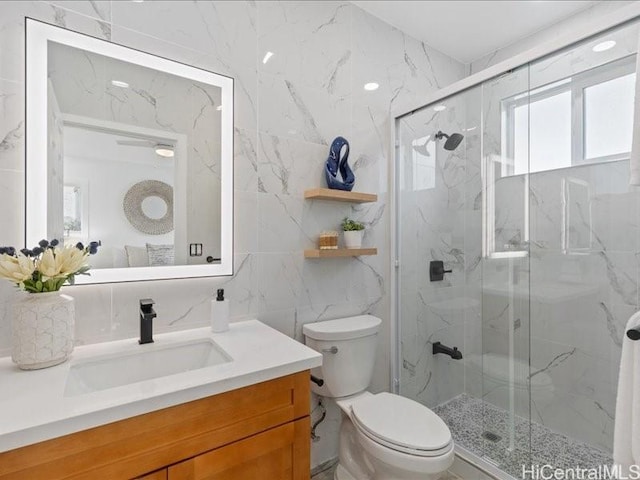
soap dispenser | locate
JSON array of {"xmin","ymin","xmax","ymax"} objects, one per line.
[{"xmin": 211, "ymin": 288, "xmax": 230, "ymax": 332}]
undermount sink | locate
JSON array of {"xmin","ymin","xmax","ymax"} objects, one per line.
[{"xmin": 64, "ymin": 338, "xmax": 231, "ymax": 396}]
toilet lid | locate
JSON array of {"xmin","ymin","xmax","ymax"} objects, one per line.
[{"xmin": 351, "ymin": 392, "xmax": 452, "ymax": 452}]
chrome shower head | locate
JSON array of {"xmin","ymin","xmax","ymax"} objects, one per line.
[{"xmin": 435, "ymin": 130, "xmax": 464, "ymax": 151}]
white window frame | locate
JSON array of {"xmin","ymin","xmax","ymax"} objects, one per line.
[{"xmin": 502, "ymin": 54, "xmax": 636, "ymax": 176}]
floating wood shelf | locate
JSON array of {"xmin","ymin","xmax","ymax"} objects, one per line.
[
  {"xmin": 304, "ymin": 188, "xmax": 377, "ymax": 203},
  {"xmin": 304, "ymin": 248, "xmax": 377, "ymax": 258}
]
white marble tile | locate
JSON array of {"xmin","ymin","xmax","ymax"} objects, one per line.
[
  {"xmin": 258, "ymin": 1, "xmax": 352, "ymax": 97},
  {"xmin": 309, "ymin": 395, "xmax": 341, "ymax": 469},
  {"xmin": 234, "ymin": 128, "xmax": 259, "ymax": 193},
  {"xmin": 0, "ymin": 80, "xmax": 23, "ymax": 171},
  {"xmin": 234, "ymin": 191, "xmax": 258, "ymax": 255},
  {"xmin": 111, "ymin": 1, "xmax": 257, "ymax": 69},
  {"xmin": 350, "ymin": 4, "xmax": 464, "ymax": 114},
  {"xmin": 350, "ymin": 103, "xmax": 391, "ymax": 194},
  {"xmin": 0, "ymin": 169, "xmax": 23, "ymax": 249},
  {"xmin": 256, "ymin": 253, "xmax": 305, "ymax": 312},
  {"xmin": 0, "ymin": 1, "xmax": 111, "ymax": 83},
  {"xmin": 298, "ymin": 259, "xmax": 350, "ymax": 310},
  {"xmin": 47, "ymin": 1, "xmax": 111, "ymax": 22},
  {"xmin": 110, "ymin": 26, "xmax": 257, "ymax": 132},
  {"xmin": 66, "ymin": 283, "xmax": 112, "ymax": 345},
  {"xmin": 257, "ymin": 193, "xmax": 307, "ymax": 253},
  {"xmin": 257, "ymin": 134, "xmax": 327, "ymax": 196},
  {"xmin": 255, "ymin": 307, "xmax": 297, "ymax": 338},
  {"xmin": 258, "ymin": 73, "xmax": 351, "ymax": 146},
  {"xmin": 0, "ymin": 281, "xmax": 18, "ymax": 355}
]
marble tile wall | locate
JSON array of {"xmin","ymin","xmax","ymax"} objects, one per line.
[
  {"xmin": 0, "ymin": 0, "xmax": 465, "ymax": 468},
  {"xmin": 396, "ymin": 87, "xmax": 481, "ymax": 408}
]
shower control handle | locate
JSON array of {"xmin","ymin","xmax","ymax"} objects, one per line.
[
  {"xmin": 430, "ymin": 260, "xmax": 452, "ymax": 282},
  {"xmin": 322, "ymin": 346, "xmax": 338, "ymax": 354}
]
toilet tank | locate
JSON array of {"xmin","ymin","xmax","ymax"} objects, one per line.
[{"xmin": 303, "ymin": 315, "xmax": 381, "ymax": 398}]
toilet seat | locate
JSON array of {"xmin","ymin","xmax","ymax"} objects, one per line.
[{"xmin": 350, "ymin": 392, "xmax": 453, "ymax": 457}]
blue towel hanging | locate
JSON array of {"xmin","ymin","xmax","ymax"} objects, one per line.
[{"xmin": 324, "ymin": 136, "xmax": 355, "ymax": 191}]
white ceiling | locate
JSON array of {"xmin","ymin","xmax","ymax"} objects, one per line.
[
  {"xmin": 64, "ymin": 126, "xmax": 175, "ymax": 167},
  {"xmin": 352, "ymin": 1, "xmax": 598, "ymax": 64}
]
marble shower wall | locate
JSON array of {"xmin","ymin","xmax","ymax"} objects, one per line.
[
  {"xmin": 396, "ymin": 86, "xmax": 483, "ymax": 409},
  {"xmin": 0, "ymin": 0, "xmax": 465, "ymax": 467}
]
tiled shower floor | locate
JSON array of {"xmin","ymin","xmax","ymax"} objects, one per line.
[{"xmin": 433, "ymin": 394, "xmax": 612, "ymax": 479}]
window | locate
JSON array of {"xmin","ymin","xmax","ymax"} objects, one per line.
[
  {"xmin": 63, "ymin": 183, "xmax": 88, "ymax": 240},
  {"xmin": 502, "ymin": 55, "xmax": 636, "ymax": 176}
]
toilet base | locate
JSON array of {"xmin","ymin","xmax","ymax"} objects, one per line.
[{"xmin": 334, "ymin": 464, "xmax": 356, "ymax": 480}]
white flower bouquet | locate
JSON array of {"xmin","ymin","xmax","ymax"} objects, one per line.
[{"xmin": 0, "ymin": 239, "xmax": 100, "ymax": 293}]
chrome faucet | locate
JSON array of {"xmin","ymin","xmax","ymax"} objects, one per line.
[{"xmin": 139, "ymin": 299, "xmax": 156, "ymax": 344}]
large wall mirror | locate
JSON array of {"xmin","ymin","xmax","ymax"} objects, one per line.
[{"xmin": 26, "ymin": 19, "xmax": 233, "ymax": 283}]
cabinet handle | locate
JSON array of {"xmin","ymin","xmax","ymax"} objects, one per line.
[{"xmin": 322, "ymin": 346, "xmax": 338, "ymax": 354}]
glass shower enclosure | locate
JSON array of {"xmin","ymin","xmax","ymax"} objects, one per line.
[{"xmin": 395, "ymin": 18, "xmax": 640, "ymax": 478}]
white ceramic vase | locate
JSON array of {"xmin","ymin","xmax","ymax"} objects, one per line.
[
  {"xmin": 343, "ymin": 230, "xmax": 363, "ymax": 249},
  {"xmin": 11, "ymin": 291, "xmax": 75, "ymax": 370}
]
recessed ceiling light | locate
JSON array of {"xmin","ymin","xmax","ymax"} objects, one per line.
[
  {"xmin": 592, "ymin": 40, "xmax": 616, "ymax": 52},
  {"xmin": 154, "ymin": 145, "xmax": 174, "ymax": 158},
  {"xmin": 364, "ymin": 82, "xmax": 379, "ymax": 91},
  {"xmin": 433, "ymin": 104, "xmax": 446, "ymax": 112},
  {"xmin": 262, "ymin": 51, "xmax": 274, "ymax": 64},
  {"xmin": 111, "ymin": 80, "xmax": 129, "ymax": 88}
]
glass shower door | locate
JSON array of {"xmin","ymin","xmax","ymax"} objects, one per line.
[{"xmin": 479, "ymin": 64, "xmax": 532, "ymax": 475}]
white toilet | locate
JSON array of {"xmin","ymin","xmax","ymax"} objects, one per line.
[{"xmin": 304, "ymin": 315, "xmax": 455, "ymax": 480}]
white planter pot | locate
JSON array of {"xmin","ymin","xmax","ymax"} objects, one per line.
[
  {"xmin": 343, "ymin": 230, "xmax": 363, "ymax": 249},
  {"xmin": 11, "ymin": 291, "xmax": 75, "ymax": 370}
]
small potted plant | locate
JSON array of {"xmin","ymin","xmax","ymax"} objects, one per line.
[
  {"xmin": 341, "ymin": 218, "xmax": 365, "ymax": 249},
  {"xmin": 0, "ymin": 239, "xmax": 100, "ymax": 370}
]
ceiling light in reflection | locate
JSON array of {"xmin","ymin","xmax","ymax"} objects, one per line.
[
  {"xmin": 465, "ymin": 126, "xmax": 477, "ymax": 132},
  {"xmin": 216, "ymin": 105, "xmax": 223, "ymax": 111},
  {"xmin": 592, "ymin": 40, "xmax": 616, "ymax": 52},
  {"xmin": 262, "ymin": 51, "xmax": 274, "ymax": 64},
  {"xmin": 111, "ymin": 80, "xmax": 129, "ymax": 88},
  {"xmin": 364, "ymin": 82, "xmax": 379, "ymax": 91},
  {"xmin": 433, "ymin": 104, "xmax": 446, "ymax": 112},
  {"xmin": 155, "ymin": 145, "xmax": 175, "ymax": 158}
]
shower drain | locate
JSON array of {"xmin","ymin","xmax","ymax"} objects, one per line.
[{"xmin": 482, "ymin": 431, "xmax": 502, "ymax": 443}]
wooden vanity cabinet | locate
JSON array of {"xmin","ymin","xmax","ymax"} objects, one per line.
[{"xmin": 0, "ymin": 371, "xmax": 310, "ymax": 480}]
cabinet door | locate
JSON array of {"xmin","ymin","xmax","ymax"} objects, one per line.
[
  {"xmin": 136, "ymin": 469, "xmax": 168, "ymax": 480},
  {"xmin": 168, "ymin": 418, "xmax": 310, "ymax": 480}
]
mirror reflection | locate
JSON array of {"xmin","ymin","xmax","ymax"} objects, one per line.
[{"xmin": 47, "ymin": 41, "xmax": 222, "ymax": 269}]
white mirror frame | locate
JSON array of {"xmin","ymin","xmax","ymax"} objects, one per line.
[{"xmin": 26, "ymin": 19, "xmax": 234, "ymax": 283}]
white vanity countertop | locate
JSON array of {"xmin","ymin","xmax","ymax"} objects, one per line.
[{"xmin": 0, "ymin": 320, "xmax": 322, "ymax": 453}]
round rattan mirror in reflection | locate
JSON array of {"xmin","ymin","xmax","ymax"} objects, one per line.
[{"xmin": 123, "ymin": 180, "xmax": 174, "ymax": 235}]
